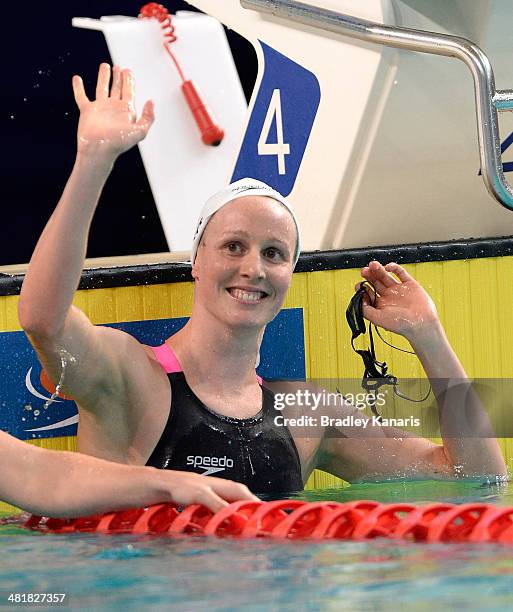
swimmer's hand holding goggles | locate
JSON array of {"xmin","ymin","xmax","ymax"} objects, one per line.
[{"xmin": 346, "ymin": 281, "xmax": 431, "ymax": 422}]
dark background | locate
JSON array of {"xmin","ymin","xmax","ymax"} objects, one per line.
[{"xmin": 1, "ymin": 2, "xmax": 257, "ymax": 265}]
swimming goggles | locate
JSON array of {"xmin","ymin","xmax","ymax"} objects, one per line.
[{"xmin": 346, "ymin": 280, "xmax": 431, "ymax": 421}]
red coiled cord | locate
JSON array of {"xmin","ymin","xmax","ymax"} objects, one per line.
[
  {"xmin": 139, "ymin": 3, "xmax": 184, "ymax": 82},
  {"xmin": 140, "ymin": 2, "xmax": 177, "ymax": 43},
  {"xmin": 139, "ymin": 2, "xmax": 224, "ymax": 146},
  {"xmin": 24, "ymin": 500, "xmax": 513, "ymax": 544}
]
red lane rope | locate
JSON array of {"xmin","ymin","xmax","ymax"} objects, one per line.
[
  {"xmin": 352, "ymin": 503, "xmax": 418, "ymax": 540},
  {"xmin": 241, "ymin": 500, "xmax": 305, "ymax": 538},
  {"xmin": 310, "ymin": 500, "xmax": 379, "ymax": 539},
  {"xmin": 425, "ymin": 503, "xmax": 493, "ymax": 543},
  {"xmin": 24, "ymin": 500, "xmax": 513, "ymax": 544},
  {"xmin": 391, "ymin": 503, "xmax": 454, "ymax": 542}
]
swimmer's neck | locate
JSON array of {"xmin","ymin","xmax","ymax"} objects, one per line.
[{"xmin": 166, "ymin": 314, "xmax": 263, "ymax": 386}]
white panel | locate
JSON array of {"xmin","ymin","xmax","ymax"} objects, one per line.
[{"xmin": 73, "ymin": 13, "xmax": 247, "ymax": 252}]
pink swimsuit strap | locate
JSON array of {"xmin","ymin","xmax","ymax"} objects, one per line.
[
  {"xmin": 150, "ymin": 343, "xmax": 263, "ymax": 384},
  {"xmin": 150, "ymin": 343, "xmax": 183, "ymax": 373}
]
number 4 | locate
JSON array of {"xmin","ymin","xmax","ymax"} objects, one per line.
[{"xmin": 258, "ymin": 89, "xmax": 290, "ymax": 175}]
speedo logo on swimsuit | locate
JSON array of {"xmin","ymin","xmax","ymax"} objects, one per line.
[{"xmin": 186, "ymin": 455, "xmax": 234, "ymax": 476}]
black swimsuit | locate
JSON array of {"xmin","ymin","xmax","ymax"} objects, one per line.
[{"xmin": 145, "ymin": 345, "xmax": 303, "ymax": 495}]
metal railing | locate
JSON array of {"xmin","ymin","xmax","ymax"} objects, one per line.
[{"xmin": 241, "ymin": 0, "xmax": 513, "ymax": 210}]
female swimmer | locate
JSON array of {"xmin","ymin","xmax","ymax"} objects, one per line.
[{"xmin": 18, "ymin": 64, "xmax": 506, "ymax": 492}]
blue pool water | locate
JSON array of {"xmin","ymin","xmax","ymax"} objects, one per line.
[{"xmin": 1, "ymin": 481, "xmax": 513, "ymax": 611}]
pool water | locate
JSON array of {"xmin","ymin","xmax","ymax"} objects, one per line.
[{"xmin": 1, "ymin": 481, "xmax": 513, "ymax": 611}]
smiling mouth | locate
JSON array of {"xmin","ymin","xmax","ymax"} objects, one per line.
[{"xmin": 227, "ymin": 288, "xmax": 269, "ymax": 303}]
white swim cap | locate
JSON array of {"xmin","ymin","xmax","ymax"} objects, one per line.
[{"xmin": 191, "ymin": 178, "xmax": 301, "ymax": 266}]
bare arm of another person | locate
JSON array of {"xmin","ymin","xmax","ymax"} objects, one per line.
[
  {"xmin": 318, "ymin": 261, "xmax": 507, "ymax": 481},
  {"xmin": 18, "ymin": 64, "xmax": 155, "ymax": 410},
  {"xmin": 0, "ymin": 432, "xmax": 257, "ymax": 516}
]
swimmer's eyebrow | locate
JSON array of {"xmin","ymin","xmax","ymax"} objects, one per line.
[{"xmin": 219, "ymin": 230, "xmax": 290, "ymax": 247}]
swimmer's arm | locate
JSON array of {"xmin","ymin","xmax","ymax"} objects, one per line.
[
  {"xmin": 404, "ymin": 321, "xmax": 507, "ymax": 477},
  {"xmin": 316, "ymin": 351, "xmax": 507, "ymax": 482},
  {"xmin": 267, "ymin": 379, "xmax": 504, "ymax": 481},
  {"xmin": 317, "ymin": 373, "xmax": 505, "ymax": 481},
  {"xmin": 350, "ymin": 261, "xmax": 506, "ymax": 478},
  {"xmin": 19, "ymin": 307, "xmax": 149, "ymax": 411},
  {"xmin": 18, "ymin": 64, "xmax": 154, "ymax": 404},
  {"xmin": 318, "ymin": 429, "xmax": 453, "ymax": 482},
  {"xmin": 0, "ymin": 432, "xmax": 257, "ymax": 516}
]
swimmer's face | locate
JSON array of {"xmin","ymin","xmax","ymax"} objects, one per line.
[{"xmin": 192, "ymin": 195, "xmax": 297, "ymax": 329}]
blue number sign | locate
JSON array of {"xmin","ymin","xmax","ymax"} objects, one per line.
[{"xmin": 232, "ymin": 42, "xmax": 321, "ymax": 195}]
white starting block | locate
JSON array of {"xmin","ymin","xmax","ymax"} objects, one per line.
[
  {"xmin": 186, "ymin": 0, "xmax": 513, "ymax": 249},
  {"xmin": 72, "ymin": 11, "xmax": 247, "ymax": 253}
]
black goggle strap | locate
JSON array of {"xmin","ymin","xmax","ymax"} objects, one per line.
[
  {"xmin": 356, "ymin": 346, "xmax": 397, "ymax": 422},
  {"xmin": 348, "ymin": 281, "xmax": 431, "ymax": 416},
  {"xmin": 369, "ymin": 317, "xmax": 431, "ymax": 403},
  {"xmin": 346, "ymin": 281, "xmax": 378, "ymax": 341}
]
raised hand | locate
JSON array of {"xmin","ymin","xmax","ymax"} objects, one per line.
[
  {"xmin": 359, "ymin": 261, "xmax": 439, "ymax": 340},
  {"xmin": 72, "ymin": 63, "xmax": 154, "ymax": 160}
]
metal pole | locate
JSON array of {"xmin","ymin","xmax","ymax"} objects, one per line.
[{"xmin": 241, "ymin": 0, "xmax": 513, "ymax": 211}]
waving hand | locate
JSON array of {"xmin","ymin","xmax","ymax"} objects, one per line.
[{"xmin": 72, "ymin": 63, "xmax": 154, "ymax": 159}]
